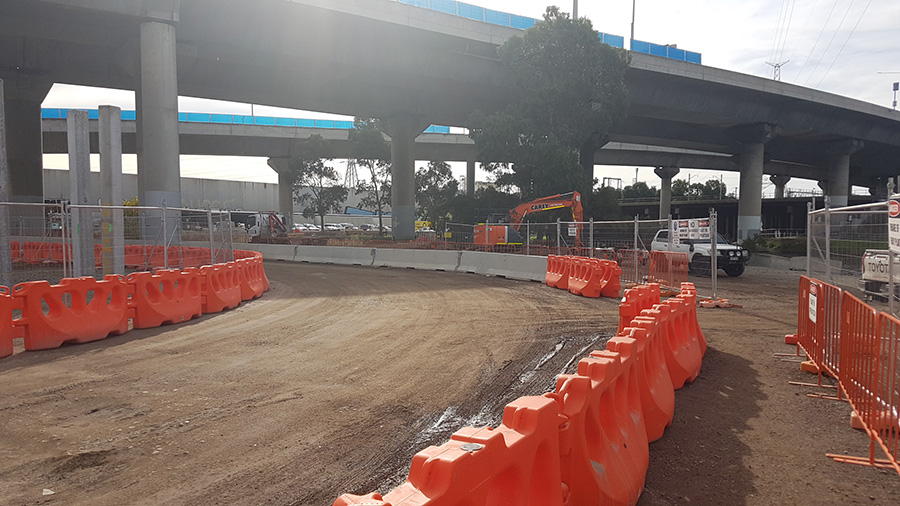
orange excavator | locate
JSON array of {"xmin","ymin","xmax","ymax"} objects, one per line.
[{"xmin": 475, "ymin": 191, "xmax": 584, "ymax": 247}]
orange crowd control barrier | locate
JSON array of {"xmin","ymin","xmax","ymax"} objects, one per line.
[
  {"xmin": 335, "ymin": 282, "xmax": 706, "ymax": 505},
  {"xmin": 0, "ymin": 287, "xmax": 18, "ymax": 358},
  {"xmin": 200, "ymin": 262, "xmax": 242, "ymax": 314},
  {"xmin": 127, "ymin": 269, "xmax": 203, "ymax": 329},
  {"xmin": 13, "ymin": 276, "xmax": 131, "ymax": 350},
  {"xmin": 785, "ymin": 277, "xmax": 900, "ymax": 475},
  {"xmin": 618, "ymin": 283, "xmax": 661, "ymax": 334},
  {"xmin": 546, "ymin": 255, "xmax": 622, "ymax": 298},
  {"xmin": 0, "ymin": 245, "xmax": 269, "ymax": 360}
]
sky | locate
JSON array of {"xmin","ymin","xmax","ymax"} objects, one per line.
[{"xmin": 41, "ymin": 0, "xmax": 900, "ymax": 198}]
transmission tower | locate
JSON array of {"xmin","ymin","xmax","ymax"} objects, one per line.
[
  {"xmin": 766, "ymin": 60, "xmax": 789, "ymax": 81},
  {"xmin": 344, "ymin": 159, "xmax": 359, "ymax": 188}
]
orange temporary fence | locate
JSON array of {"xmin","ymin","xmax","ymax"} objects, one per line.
[
  {"xmin": 127, "ymin": 269, "xmax": 203, "ymax": 329},
  {"xmin": 786, "ymin": 278, "xmax": 900, "ymax": 475},
  {"xmin": 616, "ymin": 249, "xmax": 650, "ymax": 287},
  {"xmin": 13, "ymin": 275, "xmax": 131, "ymax": 350},
  {"xmin": 334, "ymin": 282, "xmax": 705, "ymax": 505},
  {"xmin": 648, "ymin": 251, "xmax": 689, "ymax": 292}
]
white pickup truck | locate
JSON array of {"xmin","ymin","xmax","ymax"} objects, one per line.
[
  {"xmin": 859, "ymin": 249, "xmax": 899, "ymax": 300},
  {"xmin": 651, "ymin": 229, "xmax": 750, "ymax": 277}
]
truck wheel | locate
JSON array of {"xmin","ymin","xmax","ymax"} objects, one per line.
[
  {"xmin": 690, "ymin": 256, "xmax": 711, "ymax": 277},
  {"xmin": 723, "ymin": 263, "xmax": 745, "ymax": 277}
]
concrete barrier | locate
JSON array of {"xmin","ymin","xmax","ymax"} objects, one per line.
[{"xmin": 242, "ymin": 244, "xmax": 547, "ymax": 282}]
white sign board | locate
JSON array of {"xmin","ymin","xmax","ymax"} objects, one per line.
[
  {"xmin": 674, "ymin": 218, "xmax": 711, "ymax": 241},
  {"xmin": 889, "ymin": 196, "xmax": 900, "ymax": 254},
  {"xmin": 568, "ymin": 223, "xmax": 577, "ymax": 237},
  {"xmin": 670, "ymin": 220, "xmax": 680, "ymax": 246},
  {"xmin": 808, "ymin": 281, "xmax": 818, "ymax": 323}
]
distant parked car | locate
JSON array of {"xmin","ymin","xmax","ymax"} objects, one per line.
[{"xmin": 323, "ymin": 224, "xmax": 343, "ymax": 231}]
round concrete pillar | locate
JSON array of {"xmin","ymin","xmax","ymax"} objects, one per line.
[
  {"xmin": 738, "ymin": 142, "xmax": 764, "ymax": 241},
  {"xmin": 769, "ymin": 174, "xmax": 791, "ymax": 199},
  {"xmin": 267, "ymin": 158, "xmax": 295, "ymax": 227},
  {"xmin": 466, "ymin": 159, "xmax": 476, "ymax": 197},
  {"xmin": 654, "ymin": 166, "xmax": 680, "ymax": 219},
  {"xmin": 138, "ymin": 20, "xmax": 181, "ymax": 209},
  {"xmin": 381, "ymin": 115, "xmax": 429, "ymax": 241}
]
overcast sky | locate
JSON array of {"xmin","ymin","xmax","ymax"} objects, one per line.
[{"xmin": 42, "ymin": 0, "xmax": 899, "ymax": 197}]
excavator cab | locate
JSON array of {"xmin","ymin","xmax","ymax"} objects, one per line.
[{"xmin": 474, "ymin": 224, "xmax": 524, "ymax": 245}]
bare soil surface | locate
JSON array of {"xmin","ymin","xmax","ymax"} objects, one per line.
[{"xmin": 0, "ymin": 262, "xmax": 898, "ymax": 505}]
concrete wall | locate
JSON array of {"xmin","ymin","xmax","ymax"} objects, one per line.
[{"xmin": 243, "ymin": 243, "xmax": 548, "ymax": 283}]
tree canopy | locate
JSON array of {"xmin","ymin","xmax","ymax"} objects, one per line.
[
  {"xmin": 288, "ymin": 134, "xmax": 348, "ymax": 230},
  {"xmin": 467, "ymin": 6, "xmax": 629, "ymax": 199},
  {"xmin": 415, "ymin": 161, "xmax": 459, "ymax": 231},
  {"xmin": 348, "ymin": 118, "xmax": 392, "ymax": 232},
  {"xmin": 671, "ymin": 179, "xmax": 731, "ymax": 198}
]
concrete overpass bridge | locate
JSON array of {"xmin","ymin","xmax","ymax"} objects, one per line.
[{"xmin": 3, "ymin": 0, "xmax": 900, "ymax": 239}]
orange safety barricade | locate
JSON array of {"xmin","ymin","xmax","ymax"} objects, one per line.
[
  {"xmin": 612, "ymin": 326, "xmax": 675, "ymax": 442},
  {"xmin": 552, "ymin": 346, "xmax": 649, "ymax": 506},
  {"xmin": 12, "ymin": 276, "xmax": 131, "ymax": 351},
  {"xmin": 127, "ymin": 268, "xmax": 202, "ymax": 329},
  {"xmin": 601, "ymin": 260, "xmax": 623, "ymax": 298},
  {"xmin": 237, "ymin": 256, "xmax": 267, "ymax": 300},
  {"xmin": 618, "ymin": 283, "xmax": 661, "ymax": 333},
  {"xmin": 545, "ymin": 255, "xmax": 571, "ymax": 289},
  {"xmin": 568, "ymin": 258, "xmax": 621, "ymax": 298},
  {"xmin": 632, "ymin": 299, "xmax": 702, "ymax": 390},
  {"xmin": 0, "ymin": 287, "xmax": 20, "ymax": 358},
  {"xmin": 677, "ymin": 282, "xmax": 707, "ymax": 355},
  {"xmin": 334, "ymin": 396, "xmax": 565, "ymax": 506},
  {"xmin": 199, "ymin": 262, "xmax": 242, "ymax": 314}
]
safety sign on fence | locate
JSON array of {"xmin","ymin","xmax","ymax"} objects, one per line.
[
  {"xmin": 808, "ymin": 281, "xmax": 818, "ymax": 323},
  {"xmin": 889, "ymin": 196, "xmax": 900, "ymax": 254},
  {"xmin": 671, "ymin": 218, "xmax": 711, "ymax": 245}
]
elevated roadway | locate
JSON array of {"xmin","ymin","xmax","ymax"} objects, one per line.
[{"xmin": 3, "ymin": 0, "xmax": 900, "ymax": 239}]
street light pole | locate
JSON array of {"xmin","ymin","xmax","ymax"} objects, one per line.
[
  {"xmin": 573, "ymin": 0, "xmax": 577, "ymax": 19},
  {"xmin": 631, "ymin": 0, "xmax": 636, "ymax": 41}
]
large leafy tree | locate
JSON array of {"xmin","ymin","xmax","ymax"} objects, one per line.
[
  {"xmin": 672, "ymin": 178, "xmax": 731, "ymax": 198},
  {"xmin": 621, "ymin": 182, "xmax": 658, "ymax": 199},
  {"xmin": 289, "ymin": 135, "xmax": 348, "ymax": 230},
  {"xmin": 349, "ymin": 117, "xmax": 392, "ymax": 233},
  {"xmin": 415, "ymin": 161, "xmax": 459, "ymax": 231},
  {"xmin": 468, "ymin": 6, "xmax": 629, "ymax": 199}
]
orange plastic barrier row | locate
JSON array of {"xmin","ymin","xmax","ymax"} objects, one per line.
[
  {"xmin": 786, "ymin": 277, "xmax": 900, "ymax": 475},
  {"xmin": 0, "ymin": 248, "xmax": 267, "ymax": 355},
  {"xmin": 334, "ymin": 282, "xmax": 706, "ymax": 506},
  {"xmin": 648, "ymin": 251, "xmax": 690, "ymax": 292},
  {"xmin": 618, "ymin": 283, "xmax": 661, "ymax": 334},
  {"xmin": 546, "ymin": 255, "xmax": 622, "ymax": 298}
]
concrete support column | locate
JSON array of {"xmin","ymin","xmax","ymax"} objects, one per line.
[
  {"xmin": 654, "ymin": 166, "xmax": 680, "ymax": 219},
  {"xmin": 267, "ymin": 158, "xmax": 294, "ymax": 226},
  {"xmin": 381, "ymin": 115, "xmax": 430, "ymax": 240},
  {"xmin": 466, "ymin": 159, "xmax": 475, "ymax": 197},
  {"xmin": 769, "ymin": 174, "xmax": 791, "ymax": 199},
  {"xmin": 68, "ymin": 110, "xmax": 94, "ymax": 277},
  {"xmin": 2, "ymin": 78, "xmax": 51, "ymax": 203},
  {"xmin": 823, "ymin": 139, "xmax": 863, "ymax": 208},
  {"xmin": 100, "ymin": 105, "xmax": 125, "ymax": 275},
  {"xmin": 138, "ymin": 20, "xmax": 181, "ymax": 209},
  {"xmin": 738, "ymin": 141, "xmax": 765, "ymax": 241},
  {"xmin": 0, "ymin": 78, "xmax": 11, "ymax": 287},
  {"xmin": 735, "ymin": 124, "xmax": 776, "ymax": 242}
]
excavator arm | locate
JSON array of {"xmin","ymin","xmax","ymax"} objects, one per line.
[{"xmin": 507, "ymin": 191, "xmax": 584, "ymax": 246}]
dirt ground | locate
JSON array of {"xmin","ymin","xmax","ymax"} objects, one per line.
[{"xmin": 1, "ymin": 261, "xmax": 898, "ymax": 505}]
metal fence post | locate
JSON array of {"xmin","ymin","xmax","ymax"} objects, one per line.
[
  {"xmin": 0, "ymin": 79, "xmax": 10, "ymax": 288},
  {"xmin": 228, "ymin": 213, "xmax": 234, "ymax": 261},
  {"xmin": 890, "ymin": 180, "xmax": 896, "ymax": 315},
  {"xmin": 633, "ymin": 215, "xmax": 639, "ymax": 250},
  {"xmin": 162, "ymin": 203, "xmax": 168, "ymax": 269},
  {"xmin": 589, "ymin": 218, "xmax": 594, "ymax": 257},
  {"xmin": 526, "ymin": 222, "xmax": 530, "ymax": 256},
  {"xmin": 207, "ymin": 208, "xmax": 215, "ymax": 265},
  {"xmin": 667, "ymin": 214, "xmax": 672, "ymax": 251},
  {"xmin": 824, "ymin": 196, "xmax": 832, "ymax": 283},
  {"xmin": 556, "ymin": 218, "xmax": 560, "ymax": 250},
  {"xmin": 710, "ymin": 208, "xmax": 718, "ymax": 300},
  {"xmin": 806, "ymin": 201, "xmax": 813, "ymax": 278}
]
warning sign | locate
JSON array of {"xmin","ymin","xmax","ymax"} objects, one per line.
[
  {"xmin": 808, "ymin": 282, "xmax": 818, "ymax": 323},
  {"xmin": 889, "ymin": 196, "xmax": 900, "ymax": 255}
]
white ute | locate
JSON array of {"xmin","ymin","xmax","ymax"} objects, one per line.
[{"xmin": 651, "ymin": 229, "xmax": 750, "ymax": 277}]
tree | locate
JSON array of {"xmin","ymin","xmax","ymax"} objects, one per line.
[
  {"xmin": 584, "ymin": 186, "xmax": 624, "ymax": 220},
  {"xmin": 349, "ymin": 118, "xmax": 392, "ymax": 233},
  {"xmin": 671, "ymin": 178, "xmax": 731, "ymax": 199},
  {"xmin": 289, "ymin": 135, "xmax": 348, "ymax": 230},
  {"xmin": 415, "ymin": 161, "xmax": 459, "ymax": 231},
  {"xmin": 468, "ymin": 6, "xmax": 629, "ymax": 199},
  {"xmin": 621, "ymin": 182, "xmax": 658, "ymax": 199}
]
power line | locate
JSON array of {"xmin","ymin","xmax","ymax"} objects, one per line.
[
  {"xmin": 795, "ymin": 0, "xmax": 841, "ymax": 82},
  {"xmin": 776, "ymin": 0, "xmax": 797, "ymax": 63},
  {"xmin": 815, "ymin": 0, "xmax": 872, "ymax": 87},
  {"xmin": 804, "ymin": 0, "xmax": 857, "ymax": 85}
]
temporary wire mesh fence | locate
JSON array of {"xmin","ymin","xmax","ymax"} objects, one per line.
[
  {"xmin": 0, "ymin": 203, "xmax": 236, "ymax": 286},
  {"xmin": 807, "ymin": 201, "xmax": 889, "ymax": 306}
]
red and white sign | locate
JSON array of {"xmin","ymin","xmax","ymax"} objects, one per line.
[
  {"xmin": 808, "ymin": 282, "xmax": 818, "ymax": 323},
  {"xmin": 890, "ymin": 196, "xmax": 900, "ymax": 254}
]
